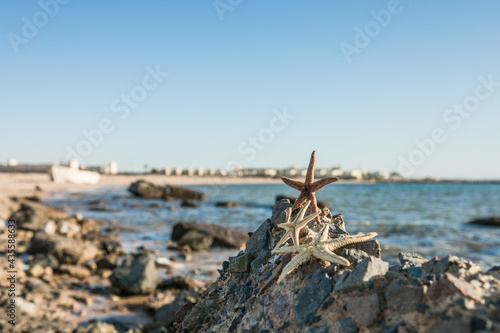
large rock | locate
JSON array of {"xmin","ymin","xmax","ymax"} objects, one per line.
[
  {"xmin": 128, "ymin": 180, "xmax": 206, "ymax": 200},
  {"xmin": 172, "ymin": 221, "xmax": 248, "ymax": 249},
  {"xmin": 9, "ymin": 201, "xmax": 67, "ymax": 230},
  {"xmin": 128, "ymin": 180, "xmax": 165, "ymax": 198},
  {"xmin": 28, "ymin": 232, "xmax": 98, "ymax": 265},
  {"xmin": 468, "ymin": 216, "xmax": 500, "ymax": 227},
  {"xmin": 110, "ymin": 252, "xmax": 158, "ymax": 295},
  {"xmin": 177, "ymin": 230, "xmax": 213, "ymax": 251},
  {"xmin": 168, "ymin": 201, "xmax": 500, "ymax": 333}
]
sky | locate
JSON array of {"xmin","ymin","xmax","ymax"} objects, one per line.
[{"xmin": 1, "ymin": 1, "xmax": 499, "ymax": 179}]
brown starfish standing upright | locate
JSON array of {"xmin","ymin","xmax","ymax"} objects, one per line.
[{"xmin": 281, "ymin": 151, "xmax": 339, "ymax": 222}]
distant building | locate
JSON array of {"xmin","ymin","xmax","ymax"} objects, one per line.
[
  {"xmin": 6, "ymin": 159, "xmax": 18, "ymax": 167},
  {"xmin": 346, "ymin": 169, "xmax": 363, "ymax": 180},
  {"xmin": 69, "ymin": 159, "xmax": 80, "ymax": 169}
]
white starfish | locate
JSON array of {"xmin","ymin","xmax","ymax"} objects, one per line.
[
  {"xmin": 272, "ymin": 224, "xmax": 377, "ymax": 283},
  {"xmin": 273, "ymin": 200, "xmax": 320, "ymax": 250}
]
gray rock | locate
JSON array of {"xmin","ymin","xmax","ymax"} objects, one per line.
[
  {"xmin": 467, "ymin": 216, "xmax": 500, "ymax": 227},
  {"xmin": 182, "ymin": 303, "xmax": 213, "ymax": 328},
  {"xmin": 154, "ymin": 293, "xmax": 185, "ymax": 327},
  {"xmin": 101, "ymin": 239, "xmax": 122, "ymax": 254},
  {"xmin": 486, "ymin": 266, "xmax": 500, "ymax": 279},
  {"xmin": 28, "ymin": 232, "xmax": 98, "ymax": 265},
  {"xmin": 181, "ymin": 199, "xmax": 199, "ymax": 208},
  {"xmin": 250, "ymin": 250, "xmax": 271, "ymax": 273},
  {"xmin": 385, "ymin": 279, "xmax": 425, "ymax": 313},
  {"xmin": 398, "ymin": 252, "xmax": 427, "ymax": 268},
  {"xmin": 23, "ymin": 278, "xmax": 53, "ymax": 297},
  {"xmin": 110, "ymin": 252, "xmax": 158, "ymax": 294},
  {"xmin": 343, "ymin": 293, "xmax": 380, "ymax": 326},
  {"xmin": 177, "ymin": 230, "xmax": 213, "ymax": 251},
  {"xmin": 29, "ymin": 253, "xmax": 59, "ymax": 270},
  {"xmin": 228, "ymin": 253, "xmax": 252, "ymax": 273},
  {"xmin": 336, "ymin": 317, "xmax": 359, "ymax": 333},
  {"xmin": 338, "ymin": 248, "xmax": 370, "ymax": 268},
  {"xmin": 245, "ymin": 219, "xmax": 272, "ymax": 254},
  {"xmin": 422, "ymin": 254, "xmax": 461, "ymax": 277},
  {"xmin": 307, "ymin": 327, "xmax": 329, "ymax": 333},
  {"xmin": 128, "ymin": 180, "xmax": 165, "ymax": 198},
  {"xmin": 335, "ymin": 257, "xmax": 388, "ymax": 293},
  {"xmin": 10, "ymin": 201, "xmax": 67, "ymax": 231},
  {"xmin": 216, "ymin": 201, "xmax": 240, "ymax": 208},
  {"xmin": 172, "ymin": 221, "xmax": 248, "ymax": 249},
  {"xmin": 271, "ymin": 199, "xmax": 292, "ymax": 225},
  {"xmin": 294, "ymin": 269, "xmax": 333, "ymax": 329},
  {"xmin": 165, "ymin": 184, "xmax": 206, "ymax": 200},
  {"xmin": 129, "ymin": 180, "xmax": 206, "ymax": 200}
]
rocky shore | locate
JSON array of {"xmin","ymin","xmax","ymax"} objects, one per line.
[
  {"xmin": 1, "ymin": 189, "xmax": 499, "ymax": 332},
  {"xmin": 169, "ymin": 200, "xmax": 500, "ymax": 333}
]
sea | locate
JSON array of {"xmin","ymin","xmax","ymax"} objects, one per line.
[{"xmin": 45, "ymin": 182, "xmax": 500, "ymax": 270}]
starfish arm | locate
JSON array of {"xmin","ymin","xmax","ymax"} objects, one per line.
[
  {"xmin": 277, "ymin": 250, "xmax": 312, "ymax": 283},
  {"xmin": 271, "ymin": 243, "xmax": 307, "ymax": 254},
  {"xmin": 296, "ymin": 210, "xmax": 321, "ymax": 230},
  {"xmin": 291, "ymin": 192, "xmax": 308, "ymax": 211},
  {"xmin": 318, "ymin": 224, "xmax": 330, "ymax": 242},
  {"xmin": 326, "ymin": 232, "xmax": 378, "ymax": 251},
  {"xmin": 295, "ymin": 200, "xmax": 311, "ymax": 221},
  {"xmin": 305, "ymin": 151, "xmax": 316, "ymax": 185},
  {"xmin": 273, "ymin": 231, "xmax": 293, "ymax": 250},
  {"xmin": 281, "ymin": 177, "xmax": 305, "ymax": 191},
  {"xmin": 310, "ymin": 177, "xmax": 340, "ymax": 193},
  {"xmin": 313, "ymin": 248, "xmax": 350, "ymax": 266}
]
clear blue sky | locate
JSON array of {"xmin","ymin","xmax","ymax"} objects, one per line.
[{"xmin": 1, "ymin": 1, "xmax": 499, "ymax": 179}]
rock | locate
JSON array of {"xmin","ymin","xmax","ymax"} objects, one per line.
[
  {"xmin": 172, "ymin": 221, "xmax": 248, "ymax": 249},
  {"xmin": 385, "ymin": 279, "xmax": 425, "ymax": 313},
  {"xmin": 181, "ymin": 199, "xmax": 199, "ymax": 208},
  {"xmin": 157, "ymin": 276, "xmax": 204, "ymax": 291},
  {"xmin": 27, "ymin": 264, "xmax": 45, "ymax": 277},
  {"xmin": 29, "ymin": 253, "xmax": 59, "ymax": 270},
  {"xmin": 275, "ymin": 195, "xmax": 296, "ymax": 203},
  {"xmin": 271, "ymin": 199, "xmax": 293, "ymax": 225},
  {"xmin": 59, "ymin": 264, "xmax": 91, "ymax": 279},
  {"xmin": 129, "ymin": 180, "xmax": 165, "ymax": 198},
  {"xmin": 216, "ymin": 201, "xmax": 240, "ymax": 208},
  {"xmin": 228, "ymin": 253, "xmax": 252, "ymax": 273},
  {"xmin": 57, "ymin": 219, "xmax": 81, "ymax": 238},
  {"xmin": 245, "ymin": 219, "xmax": 272, "ymax": 254},
  {"xmin": 110, "ymin": 252, "xmax": 158, "ymax": 294},
  {"xmin": 486, "ymin": 266, "xmax": 500, "ymax": 279},
  {"xmin": 28, "ymin": 232, "xmax": 98, "ymax": 265},
  {"xmin": 1, "ymin": 194, "xmax": 17, "ymax": 221},
  {"xmin": 343, "ymin": 293, "xmax": 380, "ymax": 326},
  {"xmin": 177, "ymin": 230, "xmax": 213, "ymax": 251},
  {"xmin": 398, "ymin": 252, "xmax": 428, "ymax": 268},
  {"xmin": 467, "ymin": 216, "xmax": 500, "ymax": 227},
  {"xmin": 74, "ymin": 321, "xmax": 119, "ymax": 333},
  {"xmin": 101, "ymin": 239, "xmax": 122, "ymax": 254},
  {"xmin": 165, "ymin": 184, "xmax": 206, "ymax": 201},
  {"xmin": 24, "ymin": 277, "xmax": 53, "ymax": 297},
  {"xmin": 294, "ymin": 269, "xmax": 333, "ymax": 329},
  {"xmin": 42, "ymin": 220, "xmax": 57, "ymax": 235},
  {"xmin": 182, "ymin": 303, "xmax": 213, "ymax": 328},
  {"xmin": 427, "ymin": 272, "xmax": 482, "ymax": 302},
  {"xmin": 9, "ymin": 201, "xmax": 67, "ymax": 230},
  {"xmin": 336, "ymin": 317, "xmax": 359, "ymax": 333},
  {"xmin": 79, "ymin": 218, "xmax": 101, "ymax": 235},
  {"xmin": 154, "ymin": 295, "xmax": 184, "ymax": 328},
  {"xmin": 335, "ymin": 257, "xmax": 389, "ymax": 293}
]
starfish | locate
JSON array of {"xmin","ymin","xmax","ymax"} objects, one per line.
[
  {"xmin": 282, "ymin": 151, "xmax": 339, "ymax": 222},
  {"xmin": 271, "ymin": 224, "xmax": 377, "ymax": 283},
  {"xmin": 273, "ymin": 200, "xmax": 321, "ymax": 250}
]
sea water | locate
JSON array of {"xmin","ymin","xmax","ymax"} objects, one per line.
[{"xmin": 45, "ymin": 183, "xmax": 500, "ymax": 269}]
